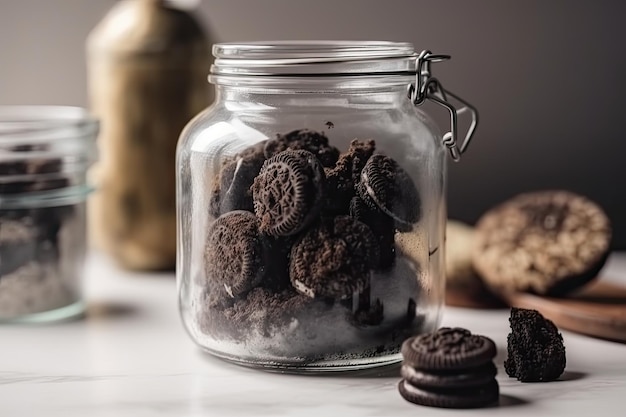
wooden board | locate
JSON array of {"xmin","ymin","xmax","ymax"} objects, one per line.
[
  {"xmin": 500, "ymin": 280, "xmax": 626, "ymax": 343},
  {"xmin": 445, "ymin": 287, "xmax": 507, "ymax": 309}
]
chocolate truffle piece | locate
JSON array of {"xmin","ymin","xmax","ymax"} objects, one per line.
[
  {"xmin": 473, "ymin": 190, "xmax": 612, "ymax": 296},
  {"xmin": 264, "ymin": 129, "xmax": 340, "ymax": 168},
  {"xmin": 204, "ymin": 211, "xmax": 266, "ymax": 298},
  {"xmin": 289, "ymin": 215, "xmax": 380, "ymax": 300},
  {"xmin": 401, "ymin": 327, "xmax": 497, "ymax": 370},
  {"xmin": 357, "ymin": 154, "xmax": 421, "ymax": 228},
  {"xmin": 504, "ymin": 307, "xmax": 566, "ymax": 382},
  {"xmin": 252, "ymin": 150, "xmax": 326, "ymax": 237}
]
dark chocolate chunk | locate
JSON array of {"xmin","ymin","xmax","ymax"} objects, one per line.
[
  {"xmin": 401, "ymin": 327, "xmax": 497, "ymax": 370},
  {"xmin": 357, "ymin": 154, "xmax": 421, "ymax": 228},
  {"xmin": 264, "ymin": 129, "xmax": 340, "ymax": 168},
  {"xmin": 398, "ymin": 378, "xmax": 499, "ymax": 409},
  {"xmin": 252, "ymin": 150, "xmax": 326, "ymax": 237},
  {"xmin": 289, "ymin": 215, "xmax": 379, "ymax": 300},
  {"xmin": 204, "ymin": 211, "xmax": 266, "ymax": 298},
  {"xmin": 504, "ymin": 307, "xmax": 566, "ymax": 382}
]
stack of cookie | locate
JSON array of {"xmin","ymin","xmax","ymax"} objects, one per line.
[{"xmin": 398, "ymin": 327, "xmax": 499, "ymax": 408}]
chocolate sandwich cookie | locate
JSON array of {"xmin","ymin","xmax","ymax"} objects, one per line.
[
  {"xmin": 264, "ymin": 129, "xmax": 340, "ymax": 168},
  {"xmin": 401, "ymin": 327, "xmax": 497, "ymax": 370},
  {"xmin": 398, "ymin": 378, "xmax": 499, "ymax": 409},
  {"xmin": 350, "ymin": 196, "xmax": 395, "ymax": 269},
  {"xmin": 252, "ymin": 150, "xmax": 326, "ymax": 237},
  {"xmin": 289, "ymin": 215, "xmax": 380, "ymax": 299},
  {"xmin": 473, "ymin": 190, "xmax": 612, "ymax": 296},
  {"xmin": 204, "ymin": 211, "xmax": 266, "ymax": 298},
  {"xmin": 324, "ymin": 139, "xmax": 376, "ymax": 214},
  {"xmin": 398, "ymin": 327, "xmax": 499, "ymax": 409},
  {"xmin": 209, "ymin": 143, "xmax": 266, "ymax": 217},
  {"xmin": 356, "ymin": 154, "xmax": 421, "ymax": 228},
  {"xmin": 400, "ymin": 362, "xmax": 497, "ymax": 389},
  {"xmin": 505, "ymin": 307, "xmax": 566, "ymax": 382}
]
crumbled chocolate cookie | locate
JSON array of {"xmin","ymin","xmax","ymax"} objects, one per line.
[
  {"xmin": 289, "ymin": 215, "xmax": 380, "ymax": 299},
  {"xmin": 350, "ymin": 196, "xmax": 395, "ymax": 269},
  {"xmin": 198, "ymin": 128, "xmax": 430, "ymax": 362},
  {"xmin": 264, "ymin": 129, "xmax": 340, "ymax": 168},
  {"xmin": 220, "ymin": 287, "xmax": 312, "ymax": 338},
  {"xmin": 324, "ymin": 139, "xmax": 376, "ymax": 214},
  {"xmin": 504, "ymin": 307, "xmax": 566, "ymax": 382}
]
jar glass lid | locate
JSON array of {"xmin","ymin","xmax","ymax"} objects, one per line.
[{"xmin": 211, "ymin": 41, "xmax": 419, "ymax": 76}]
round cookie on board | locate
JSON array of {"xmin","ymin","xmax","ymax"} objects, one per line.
[{"xmin": 472, "ymin": 190, "xmax": 612, "ymax": 296}]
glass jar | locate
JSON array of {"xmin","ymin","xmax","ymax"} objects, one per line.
[
  {"xmin": 177, "ymin": 41, "xmax": 477, "ymax": 371},
  {"xmin": 0, "ymin": 106, "xmax": 98, "ymax": 323}
]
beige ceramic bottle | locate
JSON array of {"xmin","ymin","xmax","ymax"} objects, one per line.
[{"xmin": 87, "ymin": 0, "xmax": 211, "ymax": 270}]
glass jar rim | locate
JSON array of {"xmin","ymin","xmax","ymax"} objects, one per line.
[
  {"xmin": 0, "ymin": 106, "xmax": 99, "ymax": 202},
  {"xmin": 211, "ymin": 40, "xmax": 419, "ymax": 78},
  {"xmin": 0, "ymin": 106, "xmax": 98, "ymax": 144}
]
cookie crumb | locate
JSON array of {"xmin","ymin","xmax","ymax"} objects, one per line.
[{"xmin": 504, "ymin": 307, "xmax": 566, "ymax": 382}]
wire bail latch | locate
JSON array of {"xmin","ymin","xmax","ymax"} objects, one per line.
[{"xmin": 407, "ymin": 50, "xmax": 478, "ymax": 162}]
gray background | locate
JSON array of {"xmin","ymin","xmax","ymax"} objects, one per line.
[{"xmin": 1, "ymin": 0, "xmax": 625, "ymax": 248}]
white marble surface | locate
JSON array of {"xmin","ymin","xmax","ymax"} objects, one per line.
[{"xmin": 1, "ymin": 252, "xmax": 625, "ymax": 417}]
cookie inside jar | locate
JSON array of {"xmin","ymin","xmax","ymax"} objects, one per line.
[{"xmin": 196, "ymin": 129, "xmax": 433, "ymax": 364}]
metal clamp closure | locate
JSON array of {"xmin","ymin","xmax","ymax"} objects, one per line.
[{"xmin": 407, "ymin": 50, "xmax": 478, "ymax": 162}]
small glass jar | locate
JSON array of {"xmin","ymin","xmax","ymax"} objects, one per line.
[
  {"xmin": 177, "ymin": 41, "xmax": 477, "ymax": 371},
  {"xmin": 0, "ymin": 106, "xmax": 98, "ymax": 323}
]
